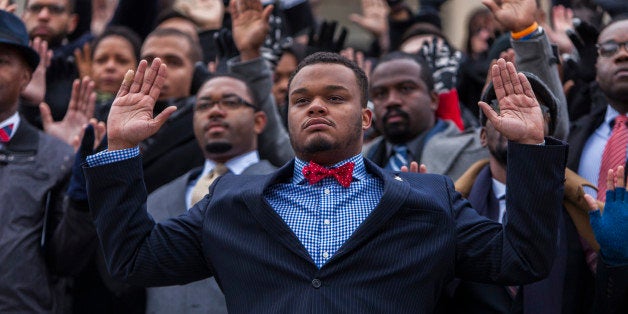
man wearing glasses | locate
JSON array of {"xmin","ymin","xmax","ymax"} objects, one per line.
[
  {"xmin": 19, "ymin": 0, "xmax": 83, "ymax": 128},
  {"xmin": 567, "ymin": 15, "xmax": 628, "ymax": 312},
  {"xmin": 144, "ymin": 74, "xmax": 276, "ymax": 314}
]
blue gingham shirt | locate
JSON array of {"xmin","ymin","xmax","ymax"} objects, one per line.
[
  {"xmin": 87, "ymin": 150, "xmax": 385, "ymax": 268},
  {"xmin": 265, "ymin": 154, "xmax": 384, "ymax": 268}
]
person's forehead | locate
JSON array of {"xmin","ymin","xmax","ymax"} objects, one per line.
[
  {"xmin": 371, "ymin": 59, "xmax": 424, "ymax": 86},
  {"xmin": 599, "ymin": 20, "xmax": 628, "ymax": 43},
  {"xmin": 199, "ymin": 77, "xmax": 250, "ymax": 98},
  {"xmin": 141, "ymin": 35, "xmax": 190, "ymax": 56},
  {"xmin": 291, "ymin": 63, "xmax": 357, "ymax": 90}
]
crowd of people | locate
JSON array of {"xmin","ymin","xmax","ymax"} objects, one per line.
[{"xmin": 1, "ymin": 0, "xmax": 627, "ymax": 312}]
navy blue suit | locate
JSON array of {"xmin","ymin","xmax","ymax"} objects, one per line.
[{"xmin": 85, "ymin": 140, "xmax": 566, "ymax": 313}]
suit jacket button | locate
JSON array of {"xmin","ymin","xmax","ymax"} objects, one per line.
[{"xmin": 311, "ymin": 278, "xmax": 322, "ymax": 288}]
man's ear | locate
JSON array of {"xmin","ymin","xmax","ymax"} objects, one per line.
[
  {"xmin": 253, "ymin": 111, "xmax": 267, "ymax": 134},
  {"xmin": 362, "ymin": 107, "xmax": 372, "ymax": 130},
  {"xmin": 480, "ymin": 126, "xmax": 487, "ymax": 147},
  {"xmin": 67, "ymin": 14, "xmax": 79, "ymax": 34},
  {"xmin": 430, "ymin": 91, "xmax": 439, "ymax": 112}
]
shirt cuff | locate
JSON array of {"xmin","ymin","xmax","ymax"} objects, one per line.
[{"xmin": 86, "ymin": 147, "xmax": 140, "ymax": 167}]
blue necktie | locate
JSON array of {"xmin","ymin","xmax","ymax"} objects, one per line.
[{"xmin": 387, "ymin": 145, "xmax": 408, "ymax": 171}]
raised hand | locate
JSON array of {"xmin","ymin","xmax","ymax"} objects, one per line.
[
  {"xmin": 306, "ymin": 20, "xmax": 348, "ymax": 55},
  {"xmin": 107, "ymin": 58, "xmax": 175, "ymax": 151},
  {"xmin": 230, "ymin": 0, "xmax": 273, "ymax": 61},
  {"xmin": 41, "ymin": 76, "xmax": 96, "ymax": 150},
  {"xmin": 175, "ymin": 0, "xmax": 225, "ymax": 31},
  {"xmin": 74, "ymin": 42, "xmax": 92, "ymax": 79},
  {"xmin": 0, "ymin": 0, "xmax": 17, "ymax": 12},
  {"xmin": 585, "ymin": 166, "xmax": 628, "ymax": 265},
  {"xmin": 482, "ymin": 0, "xmax": 536, "ymax": 33},
  {"xmin": 478, "ymin": 58, "xmax": 544, "ymax": 144},
  {"xmin": 21, "ymin": 37, "xmax": 52, "ymax": 105},
  {"xmin": 340, "ymin": 47, "xmax": 373, "ymax": 81},
  {"xmin": 543, "ymin": 5, "xmax": 575, "ymax": 54},
  {"xmin": 349, "ymin": 0, "xmax": 390, "ymax": 51},
  {"xmin": 420, "ymin": 37, "xmax": 462, "ymax": 93}
]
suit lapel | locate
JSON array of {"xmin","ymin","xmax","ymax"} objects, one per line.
[
  {"xmin": 241, "ymin": 161, "xmax": 314, "ymax": 263},
  {"xmin": 328, "ymin": 159, "xmax": 411, "ymax": 263}
]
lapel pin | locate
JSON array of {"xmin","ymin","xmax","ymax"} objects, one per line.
[{"xmin": 395, "ymin": 176, "xmax": 403, "ymax": 181}]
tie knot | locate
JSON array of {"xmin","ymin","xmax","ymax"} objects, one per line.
[
  {"xmin": 393, "ymin": 144, "xmax": 408, "ymax": 154},
  {"xmin": 302, "ymin": 161, "xmax": 355, "ymax": 188},
  {"xmin": 210, "ymin": 163, "xmax": 229, "ymax": 178},
  {"xmin": 0, "ymin": 123, "xmax": 14, "ymax": 143},
  {"xmin": 614, "ymin": 115, "xmax": 628, "ymax": 129}
]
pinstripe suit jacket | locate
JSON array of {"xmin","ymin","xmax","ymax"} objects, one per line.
[{"xmin": 85, "ymin": 139, "xmax": 567, "ymax": 313}]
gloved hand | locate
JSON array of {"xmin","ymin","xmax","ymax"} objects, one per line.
[
  {"xmin": 589, "ymin": 187, "xmax": 628, "ymax": 266},
  {"xmin": 566, "ymin": 18, "xmax": 599, "ymax": 83},
  {"xmin": 261, "ymin": 3, "xmax": 294, "ymax": 67},
  {"xmin": 213, "ymin": 28, "xmax": 239, "ymax": 73},
  {"xmin": 419, "ymin": 36, "xmax": 462, "ymax": 93},
  {"xmin": 66, "ymin": 125, "xmax": 107, "ymax": 203},
  {"xmin": 305, "ymin": 20, "xmax": 348, "ymax": 55}
]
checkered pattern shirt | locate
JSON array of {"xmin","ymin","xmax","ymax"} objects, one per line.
[
  {"xmin": 87, "ymin": 149, "xmax": 385, "ymax": 268},
  {"xmin": 266, "ymin": 154, "xmax": 384, "ymax": 268},
  {"xmin": 87, "ymin": 147, "xmax": 140, "ymax": 167}
]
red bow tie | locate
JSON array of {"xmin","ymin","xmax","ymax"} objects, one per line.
[{"xmin": 302, "ymin": 161, "xmax": 355, "ymax": 188}]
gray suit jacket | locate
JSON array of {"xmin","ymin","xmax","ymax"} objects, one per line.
[
  {"xmin": 145, "ymin": 160, "xmax": 276, "ymax": 314},
  {"xmin": 364, "ymin": 121, "xmax": 488, "ymax": 181}
]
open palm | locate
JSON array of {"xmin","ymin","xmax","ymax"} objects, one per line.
[{"xmin": 107, "ymin": 59, "xmax": 176, "ymax": 151}]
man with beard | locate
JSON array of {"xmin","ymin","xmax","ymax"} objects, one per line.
[
  {"xmin": 19, "ymin": 0, "xmax": 85, "ymax": 127},
  {"xmin": 441, "ymin": 72, "xmax": 599, "ymax": 314},
  {"xmin": 144, "ymin": 74, "xmax": 275, "ymax": 314},
  {"xmin": 81, "ymin": 34, "xmax": 572, "ymax": 311},
  {"xmin": 364, "ymin": 51, "xmax": 487, "ymax": 180}
]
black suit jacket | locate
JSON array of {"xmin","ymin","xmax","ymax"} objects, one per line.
[{"xmin": 86, "ymin": 140, "xmax": 567, "ymax": 313}]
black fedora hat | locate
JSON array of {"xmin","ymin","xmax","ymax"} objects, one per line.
[
  {"xmin": 480, "ymin": 71, "xmax": 559, "ymax": 135},
  {"xmin": 0, "ymin": 10, "xmax": 40, "ymax": 71}
]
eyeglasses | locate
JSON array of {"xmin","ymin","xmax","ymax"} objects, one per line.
[
  {"xmin": 26, "ymin": 3, "xmax": 68, "ymax": 15},
  {"xmin": 195, "ymin": 95, "xmax": 258, "ymax": 112},
  {"xmin": 596, "ymin": 41, "xmax": 628, "ymax": 58}
]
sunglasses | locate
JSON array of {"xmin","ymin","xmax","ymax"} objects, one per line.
[{"xmin": 596, "ymin": 41, "xmax": 628, "ymax": 58}]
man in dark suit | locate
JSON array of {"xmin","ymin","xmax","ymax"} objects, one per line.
[
  {"xmin": 145, "ymin": 73, "xmax": 276, "ymax": 314},
  {"xmin": 567, "ymin": 15, "xmax": 628, "ymax": 313},
  {"xmin": 83, "ymin": 4, "xmax": 569, "ymax": 307},
  {"xmin": 444, "ymin": 72, "xmax": 595, "ymax": 314}
]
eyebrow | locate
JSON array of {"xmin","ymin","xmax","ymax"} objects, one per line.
[
  {"xmin": 197, "ymin": 93, "xmax": 239, "ymax": 100},
  {"xmin": 290, "ymin": 85, "xmax": 350, "ymax": 96}
]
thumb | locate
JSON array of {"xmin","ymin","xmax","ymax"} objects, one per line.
[
  {"xmin": 584, "ymin": 194, "xmax": 601, "ymax": 214},
  {"xmin": 39, "ymin": 102, "xmax": 53, "ymax": 129},
  {"xmin": 150, "ymin": 106, "xmax": 177, "ymax": 133}
]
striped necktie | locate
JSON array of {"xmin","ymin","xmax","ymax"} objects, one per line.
[
  {"xmin": 597, "ymin": 115, "xmax": 628, "ymax": 202},
  {"xmin": 191, "ymin": 164, "xmax": 228, "ymax": 205},
  {"xmin": 387, "ymin": 144, "xmax": 408, "ymax": 171},
  {"xmin": 0, "ymin": 124, "xmax": 14, "ymax": 143}
]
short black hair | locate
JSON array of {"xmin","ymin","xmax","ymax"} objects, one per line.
[
  {"xmin": 288, "ymin": 52, "xmax": 369, "ymax": 108},
  {"xmin": 373, "ymin": 51, "xmax": 435, "ymax": 93},
  {"xmin": 91, "ymin": 26, "xmax": 142, "ymax": 63}
]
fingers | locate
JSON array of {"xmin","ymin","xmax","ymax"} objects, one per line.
[
  {"xmin": 500, "ymin": 59, "xmax": 515, "ymax": 96},
  {"xmin": 419, "ymin": 164, "xmax": 427, "ymax": 174},
  {"xmin": 148, "ymin": 63, "xmax": 168, "ymax": 101},
  {"xmin": 508, "ymin": 62, "xmax": 522, "ymax": 95},
  {"xmin": 261, "ymin": 4, "xmax": 273, "ymax": 23},
  {"xmin": 490, "ymin": 61, "xmax": 506, "ymax": 101},
  {"xmin": 140, "ymin": 59, "xmax": 161, "ymax": 95},
  {"xmin": 130, "ymin": 60, "xmax": 148, "ymax": 94},
  {"xmin": 616, "ymin": 165, "xmax": 625, "ymax": 190},
  {"xmin": 117, "ymin": 69, "xmax": 135, "ymax": 97},
  {"xmin": 478, "ymin": 100, "xmax": 499, "ymax": 125},
  {"xmin": 518, "ymin": 72, "xmax": 535, "ymax": 99},
  {"xmin": 39, "ymin": 102, "xmax": 53, "ymax": 130},
  {"xmin": 584, "ymin": 194, "xmax": 601, "ymax": 218},
  {"xmin": 68, "ymin": 79, "xmax": 81, "ymax": 112}
]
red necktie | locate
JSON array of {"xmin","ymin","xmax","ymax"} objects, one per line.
[
  {"xmin": 597, "ymin": 115, "xmax": 628, "ymax": 202},
  {"xmin": 0, "ymin": 123, "xmax": 14, "ymax": 143},
  {"xmin": 302, "ymin": 161, "xmax": 355, "ymax": 188}
]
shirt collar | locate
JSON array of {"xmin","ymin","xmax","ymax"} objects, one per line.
[
  {"xmin": 199, "ymin": 150, "xmax": 260, "ymax": 177},
  {"xmin": 0, "ymin": 112, "xmax": 20, "ymax": 140},
  {"xmin": 491, "ymin": 178, "xmax": 506, "ymax": 200},
  {"xmin": 293, "ymin": 154, "xmax": 367, "ymax": 185}
]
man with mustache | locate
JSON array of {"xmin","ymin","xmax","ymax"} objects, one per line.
[
  {"xmin": 144, "ymin": 73, "xmax": 275, "ymax": 314},
  {"xmin": 365, "ymin": 52, "xmax": 488, "ymax": 180},
  {"xmin": 81, "ymin": 21, "xmax": 570, "ymax": 311}
]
